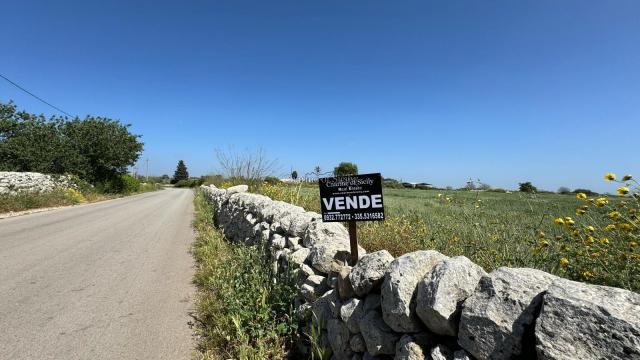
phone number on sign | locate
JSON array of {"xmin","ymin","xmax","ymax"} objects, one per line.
[{"xmin": 353, "ymin": 212, "xmax": 384, "ymax": 220}]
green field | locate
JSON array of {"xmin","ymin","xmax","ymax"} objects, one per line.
[{"xmin": 257, "ymin": 183, "xmax": 639, "ymax": 292}]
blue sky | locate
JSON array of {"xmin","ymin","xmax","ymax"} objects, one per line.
[{"xmin": 1, "ymin": 1, "xmax": 638, "ymax": 192}]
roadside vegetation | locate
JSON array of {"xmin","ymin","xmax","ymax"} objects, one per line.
[
  {"xmin": 191, "ymin": 189, "xmax": 301, "ymax": 360},
  {"xmin": 0, "ymin": 101, "xmax": 164, "ymax": 213}
]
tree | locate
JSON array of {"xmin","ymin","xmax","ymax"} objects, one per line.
[
  {"xmin": 0, "ymin": 101, "xmax": 143, "ymax": 183},
  {"xmin": 173, "ymin": 160, "xmax": 189, "ymax": 183},
  {"xmin": 558, "ymin": 186, "xmax": 571, "ymax": 194},
  {"xmin": 215, "ymin": 146, "xmax": 279, "ymax": 184},
  {"xmin": 333, "ymin": 162, "xmax": 358, "ymax": 176},
  {"xmin": 519, "ymin": 182, "xmax": 538, "ymax": 193},
  {"xmin": 291, "ymin": 170, "xmax": 298, "ymax": 180}
]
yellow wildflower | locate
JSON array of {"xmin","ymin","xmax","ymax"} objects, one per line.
[
  {"xmin": 565, "ymin": 217, "xmax": 575, "ymax": 226},
  {"xmin": 630, "ymin": 241, "xmax": 638, "ymax": 247},
  {"xmin": 582, "ymin": 271, "xmax": 595, "ymax": 279},
  {"xmin": 595, "ymin": 198, "xmax": 608, "ymax": 207},
  {"xmin": 576, "ymin": 192, "xmax": 587, "ymax": 200},
  {"xmin": 604, "ymin": 224, "xmax": 616, "ymax": 231},
  {"xmin": 591, "ymin": 252, "xmax": 600, "ymax": 258},
  {"xmin": 622, "ymin": 174, "xmax": 633, "ymax": 181},
  {"xmin": 586, "ymin": 235, "xmax": 595, "ymax": 243},
  {"xmin": 617, "ymin": 186, "xmax": 630, "ymax": 195},
  {"xmin": 585, "ymin": 226, "xmax": 595, "ymax": 233},
  {"xmin": 601, "ymin": 237, "xmax": 610, "ymax": 244},
  {"xmin": 559, "ymin": 258, "xmax": 569, "ymax": 267},
  {"xmin": 576, "ymin": 208, "xmax": 586, "ymax": 216},
  {"xmin": 608, "ymin": 211, "xmax": 621, "ymax": 219},
  {"xmin": 617, "ymin": 223, "xmax": 633, "ymax": 232},
  {"xmin": 604, "ymin": 173, "xmax": 616, "ymax": 181},
  {"xmin": 540, "ymin": 240, "xmax": 549, "ymax": 247},
  {"xmin": 554, "ymin": 217, "xmax": 565, "ymax": 226}
]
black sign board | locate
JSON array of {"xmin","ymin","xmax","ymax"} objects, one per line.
[{"xmin": 319, "ymin": 173, "xmax": 385, "ymax": 223}]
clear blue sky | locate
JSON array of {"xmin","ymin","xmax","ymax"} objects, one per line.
[{"xmin": 1, "ymin": 1, "xmax": 638, "ymax": 192}]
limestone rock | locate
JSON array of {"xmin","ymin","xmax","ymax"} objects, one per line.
[
  {"xmin": 350, "ymin": 250, "xmax": 394, "ymax": 297},
  {"xmin": 312, "ymin": 290, "xmax": 341, "ymax": 328},
  {"xmin": 309, "ymin": 242, "xmax": 352, "ymax": 274},
  {"xmin": 535, "ymin": 278, "xmax": 640, "ymax": 360},
  {"xmin": 303, "ymin": 221, "xmax": 350, "ymax": 247},
  {"xmin": 226, "ymin": 184, "xmax": 248, "ymax": 195},
  {"xmin": 394, "ymin": 334, "xmax": 430, "ymax": 360},
  {"xmin": 289, "ymin": 248, "xmax": 311, "ymax": 266},
  {"xmin": 328, "ymin": 319, "xmax": 353, "ymax": 360},
  {"xmin": 416, "ymin": 256, "xmax": 486, "ymax": 336},
  {"xmin": 286, "ymin": 236, "xmax": 300, "ymax": 248},
  {"xmin": 349, "ymin": 334, "xmax": 367, "ymax": 353},
  {"xmin": 271, "ymin": 234, "xmax": 286, "ymax": 249},
  {"xmin": 430, "ymin": 344, "xmax": 453, "ymax": 360},
  {"xmin": 453, "ymin": 350, "xmax": 471, "ymax": 360},
  {"xmin": 363, "ymin": 294, "xmax": 381, "ymax": 313},
  {"xmin": 381, "ymin": 250, "xmax": 448, "ymax": 333},
  {"xmin": 340, "ymin": 298, "xmax": 365, "ymax": 333},
  {"xmin": 458, "ymin": 267, "xmax": 557, "ymax": 360},
  {"xmin": 337, "ymin": 265, "xmax": 356, "ymax": 299},
  {"xmin": 280, "ymin": 212, "xmax": 316, "ymax": 237},
  {"xmin": 359, "ymin": 311, "xmax": 401, "ymax": 356}
]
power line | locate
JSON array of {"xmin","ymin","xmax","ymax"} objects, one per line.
[{"xmin": 0, "ymin": 73, "xmax": 73, "ymax": 117}]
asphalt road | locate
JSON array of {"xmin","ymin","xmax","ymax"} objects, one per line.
[{"xmin": 0, "ymin": 188, "xmax": 196, "ymax": 360}]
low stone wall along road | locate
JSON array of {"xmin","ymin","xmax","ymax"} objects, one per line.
[{"xmin": 0, "ymin": 188, "xmax": 195, "ymax": 360}]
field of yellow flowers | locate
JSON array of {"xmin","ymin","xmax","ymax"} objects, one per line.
[{"xmin": 254, "ymin": 175, "xmax": 638, "ymax": 292}]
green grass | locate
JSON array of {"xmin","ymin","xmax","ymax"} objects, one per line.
[
  {"xmin": 256, "ymin": 183, "xmax": 639, "ymax": 292},
  {"xmin": 191, "ymin": 189, "xmax": 301, "ymax": 360},
  {"xmin": 0, "ymin": 189, "xmax": 83, "ymax": 213}
]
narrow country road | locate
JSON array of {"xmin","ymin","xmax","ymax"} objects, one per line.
[{"xmin": 0, "ymin": 188, "xmax": 195, "ymax": 360}]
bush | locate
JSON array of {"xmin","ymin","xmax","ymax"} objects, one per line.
[
  {"xmin": 519, "ymin": 182, "xmax": 537, "ymax": 193},
  {"xmin": 96, "ymin": 173, "xmax": 140, "ymax": 194},
  {"xmin": 558, "ymin": 186, "xmax": 571, "ymax": 194},
  {"xmin": 174, "ymin": 178, "xmax": 204, "ymax": 188},
  {"xmin": 263, "ymin": 176, "xmax": 281, "ymax": 185},
  {"xmin": 0, "ymin": 189, "xmax": 83, "ymax": 213},
  {"xmin": 573, "ymin": 188, "xmax": 597, "ymax": 196}
]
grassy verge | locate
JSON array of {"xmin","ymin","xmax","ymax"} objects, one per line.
[
  {"xmin": 191, "ymin": 189, "xmax": 300, "ymax": 360},
  {"xmin": 0, "ymin": 183, "xmax": 164, "ymax": 214}
]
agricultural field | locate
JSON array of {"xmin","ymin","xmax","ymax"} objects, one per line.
[{"xmin": 256, "ymin": 182, "xmax": 639, "ymax": 292}]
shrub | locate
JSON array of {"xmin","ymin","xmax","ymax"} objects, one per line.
[
  {"xmin": 264, "ymin": 176, "xmax": 281, "ymax": 184},
  {"xmin": 558, "ymin": 186, "xmax": 571, "ymax": 194},
  {"xmin": 573, "ymin": 188, "xmax": 597, "ymax": 196},
  {"xmin": 96, "ymin": 173, "xmax": 140, "ymax": 194},
  {"xmin": 519, "ymin": 182, "xmax": 537, "ymax": 193}
]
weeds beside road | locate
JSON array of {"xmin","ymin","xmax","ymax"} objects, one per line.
[
  {"xmin": 0, "ymin": 182, "xmax": 163, "ymax": 214},
  {"xmin": 191, "ymin": 190, "xmax": 300, "ymax": 360}
]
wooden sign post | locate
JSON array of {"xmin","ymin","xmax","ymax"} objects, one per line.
[{"xmin": 319, "ymin": 173, "xmax": 385, "ymax": 266}]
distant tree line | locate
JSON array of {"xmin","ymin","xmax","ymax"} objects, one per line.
[{"xmin": 0, "ymin": 101, "xmax": 144, "ymax": 192}]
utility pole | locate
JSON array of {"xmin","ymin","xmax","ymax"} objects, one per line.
[{"xmin": 145, "ymin": 158, "xmax": 149, "ymax": 182}]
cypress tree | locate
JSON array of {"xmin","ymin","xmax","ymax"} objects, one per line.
[{"xmin": 173, "ymin": 160, "xmax": 189, "ymax": 183}]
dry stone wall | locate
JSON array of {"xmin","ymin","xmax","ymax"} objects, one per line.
[
  {"xmin": 201, "ymin": 184, "xmax": 640, "ymax": 360},
  {"xmin": 0, "ymin": 172, "xmax": 75, "ymax": 195}
]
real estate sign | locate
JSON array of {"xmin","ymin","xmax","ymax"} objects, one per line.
[{"xmin": 319, "ymin": 173, "xmax": 385, "ymax": 222}]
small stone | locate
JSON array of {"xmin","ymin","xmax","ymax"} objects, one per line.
[
  {"xmin": 337, "ymin": 265, "xmax": 356, "ymax": 300},
  {"xmin": 340, "ymin": 298, "xmax": 365, "ymax": 333},
  {"xmin": 359, "ymin": 311, "xmax": 401, "ymax": 356},
  {"xmin": 289, "ymin": 248, "xmax": 311, "ymax": 266},
  {"xmin": 350, "ymin": 333, "xmax": 367, "ymax": 353},
  {"xmin": 430, "ymin": 344, "xmax": 453, "ymax": 360},
  {"xmin": 271, "ymin": 234, "xmax": 286, "ymax": 249}
]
